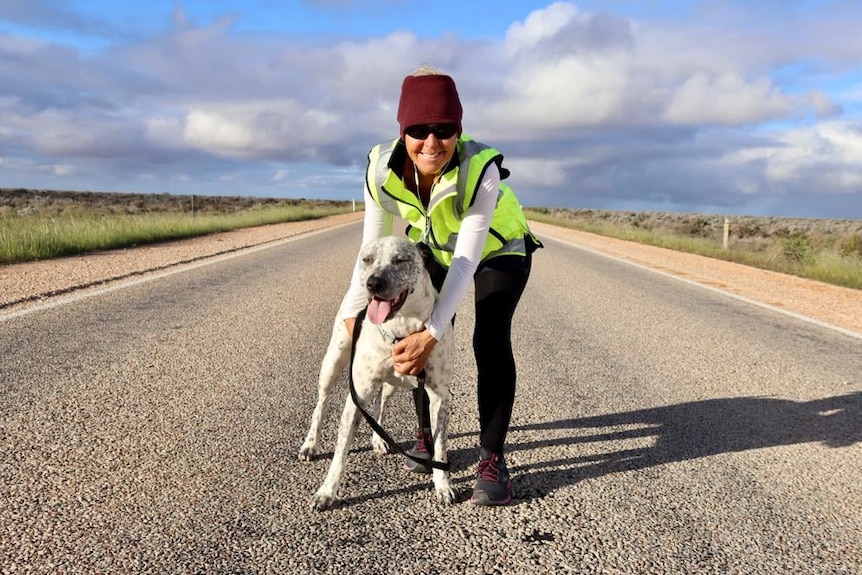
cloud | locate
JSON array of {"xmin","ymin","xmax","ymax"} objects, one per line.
[
  {"xmin": 483, "ymin": 3, "xmax": 838, "ymax": 135},
  {"xmin": 763, "ymin": 121, "xmax": 862, "ymax": 187},
  {"xmin": 0, "ymin": 0, "xmax": 100, "ymax": 35},
  {"xmin": 52, "ymin": 163, "xmax": 76, "ymax": 176},
  {"xmin": 662, "ymin": 73, "xmax": 796, "ymax": 125},
  {"xmin": 0, "ymin": 1, "xmax": 860, "ymax": 217}
]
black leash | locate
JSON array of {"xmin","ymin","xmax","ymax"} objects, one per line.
[{"xmin": 348, "ymin": 307, "xmax": 450, "ymax": 471}]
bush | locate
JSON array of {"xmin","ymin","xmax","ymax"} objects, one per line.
[
  {"xmin": 734, "ymin": 222, "xmax": 762, "ymax": 239},
  {"xmin": 782, "ymin": 234, "xmax": 815, "ymax": 264},
  {"xmin": 684, "ymin": 216, "xmax": 713, "ymax": 238},
  {"xmin": 838, "ymin": 233, "xmax": 862, "ymax": 258}
]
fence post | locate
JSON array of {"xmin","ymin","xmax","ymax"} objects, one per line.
[{"xmin": 723, "ymin": 218, "xmax": 730, "ymax": 250}]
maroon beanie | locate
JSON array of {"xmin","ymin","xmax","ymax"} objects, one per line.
[{"xmin": 397, "ymin": 74, "xmax": 463, "ymax": 138}]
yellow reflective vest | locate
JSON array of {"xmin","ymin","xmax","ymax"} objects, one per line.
[{"xmin": 365, "ymin": 136, "xmax": 537, "ymax": 266}]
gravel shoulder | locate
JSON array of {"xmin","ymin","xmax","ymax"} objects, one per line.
[
  {"xmin": 2, "ymin": 214, "xmax": 860, "ymax": 338},
  {"xmin": 0, "ymin": 212, "xmax": 363, "ymax": 312}
]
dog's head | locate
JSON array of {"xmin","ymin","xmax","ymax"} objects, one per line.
[{"xmin": 358, "ymin": 237, "xmax": 437, "ymax": 325}]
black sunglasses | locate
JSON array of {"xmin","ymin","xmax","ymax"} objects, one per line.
[{"xmin": 404, "ymin": 124, "xmax": 458, "ymax": 140}]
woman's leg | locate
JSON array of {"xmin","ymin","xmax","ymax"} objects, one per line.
[
  {"xmin": 403, "ymin": 252, "xmax": 448, "ymax": 473},
  {"xmin": 472, "ymin": 256, "xmax": 531, "ymax": 455}
]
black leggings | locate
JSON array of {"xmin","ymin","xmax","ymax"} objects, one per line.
[{"xmin": 413, "ymin": 253, "xmax": 532, "ymax": 455}]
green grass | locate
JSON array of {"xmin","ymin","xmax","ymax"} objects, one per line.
[
  {"xmin": 0, "ymin": 203, "xmax": 353, "ymax": 265},
  {"xmin": 3, "ymin": 194, "xmax": 859, "ymax": 292},
  {"xmin": 525, "ymin": 209, "xmax": 862, "ymax": 291}
]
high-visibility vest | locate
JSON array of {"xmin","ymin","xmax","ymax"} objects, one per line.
[{"xmin": 365, "ymin": 136, "xmax": 535, "ymax": 266}]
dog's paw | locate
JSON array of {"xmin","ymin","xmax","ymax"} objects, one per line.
[
  {"xmin": 434, "ymin": 483, "xmax": 457, "ymax": 506},
  {"xmin": 298, "ymin": 444, "xmax": 317, "ymax": 462},
  {"xmin": 310, "ymin": 491, "xmax": 339, "ymax": 511},
  {"xmin": 371, "ymin": 434, "xmax": 391, "ymax": 455}
]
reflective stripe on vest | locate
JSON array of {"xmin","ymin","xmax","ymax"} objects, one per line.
[{"xmin": 366, "ymin": 136, "xmax": 531, "ymax": 265}]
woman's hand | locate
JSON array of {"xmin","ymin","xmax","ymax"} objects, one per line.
[{"xmin": 392, "ymin": 328, "xmax": 438, "ymax": 375}]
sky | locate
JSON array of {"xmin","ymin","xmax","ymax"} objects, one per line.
[{"xmin": 1, "ymin": 1, "xmax": 862, "ymax": 219}]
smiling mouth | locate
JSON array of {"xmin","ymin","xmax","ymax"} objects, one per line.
[{"xmin": 366, "ymin": 290, "xmax": 408, "ymax": 324}]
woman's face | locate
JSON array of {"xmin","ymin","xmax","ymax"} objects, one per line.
[{"xmin": 403, "ymin": 124, "xmax": 458, "ymax": 177}]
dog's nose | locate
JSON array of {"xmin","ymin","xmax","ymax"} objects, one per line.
[{"xmin": 366, "ymin": 275, "xmax": 387, "ymax": 293}]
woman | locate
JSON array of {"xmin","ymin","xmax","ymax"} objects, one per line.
[{"xmin": 340, "ymin": 66, "xmax": 541, "ymax": 506}]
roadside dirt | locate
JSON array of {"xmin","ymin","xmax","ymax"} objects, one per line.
[
  {"xmin": 0, "ymin": 212, "xmax": 363, "ymax": 312},
  {"xmin": 2, "ymin": 214, "xmax": 860, "ymax": 338}
]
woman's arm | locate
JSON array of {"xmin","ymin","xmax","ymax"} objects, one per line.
[
  {"xmin": 425, "ymin": 162, "xmax": 499, "ymax": 340},
  {"xmin": 392, "ymin": 163, "xmax": 499, "ymax": 374}
]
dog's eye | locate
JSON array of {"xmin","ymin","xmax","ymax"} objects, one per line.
[
  {"xmin": 394, "ymin": 256, "xmax": 411, "ymax": 265},
  {"xmin": 362, "ymin": 255, "xmax": 374, "ymax": 264}
]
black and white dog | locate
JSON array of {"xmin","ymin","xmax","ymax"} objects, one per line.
[{"xmin": 299, "ymin": 236, "xmax": 454, "ymax": 510}]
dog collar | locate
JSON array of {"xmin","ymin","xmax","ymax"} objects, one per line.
[{"xmin": 377, "ymin": 325, "xmax": 403, "ymax": 344}]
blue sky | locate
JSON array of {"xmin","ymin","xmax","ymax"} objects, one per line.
[{"xmin": 2, "ymin": 0, "xmax": 862, "ymax": 218}]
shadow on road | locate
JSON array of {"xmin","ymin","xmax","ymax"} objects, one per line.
[
  {"xmin": 507, "ymin": 391, "xmax": 862, "ymax": 502},
  {"xmin": 308, "ymin": 392, "xmax": 860, "ymax": 508}
]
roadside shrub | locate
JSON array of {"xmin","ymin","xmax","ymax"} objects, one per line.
[
  {"xmin": 734, "ymin": 221, "xmax": 762, "ymax": 239},
  {"xmin": 782, "ymin": 234, "xmax": 815, "ymax": 264},
  {"xmin": 684, "ymin": 216, "xmax": 713, "ymax": 238},
  {"xmin": 838, "ymin": 233, "xmax": 862, "ymax": 258},
  {"xmin": 630, "ymin": 212, "xmax": 649, "ymax": 229}
]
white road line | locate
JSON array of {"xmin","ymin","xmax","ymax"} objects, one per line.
[
  {"xmin": 1, "ymin": 223, "xmax": 350, "ymax": 323},
  {"xmin": 545, "ymin": 235, "xmax": 862, "ymax": 341}
]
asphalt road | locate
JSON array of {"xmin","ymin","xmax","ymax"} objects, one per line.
[{"xmin": 2, "ymin": 222, "xmax": 860, "ymax": 574}]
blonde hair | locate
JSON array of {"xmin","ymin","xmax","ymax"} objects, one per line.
[{"xmin": 411, "ymin": 64, "xmax": 443, "ymax": 77}]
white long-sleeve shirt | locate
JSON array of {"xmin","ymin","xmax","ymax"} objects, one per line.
[{"xmin": 339, "ymin": 162, "xmax": 501, "ymax": 341}]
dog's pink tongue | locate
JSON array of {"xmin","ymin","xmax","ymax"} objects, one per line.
[{"xmin": 367, "ymin": 298, "xmax": 392, "ymax": 325}]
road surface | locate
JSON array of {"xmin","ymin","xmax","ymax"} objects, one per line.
[{"xmin": 1, "ymin": 222, "xmax": 860, "ymax": 574}]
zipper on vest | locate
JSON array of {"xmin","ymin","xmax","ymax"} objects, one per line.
[
  {"xmin": 422, "ymin": 199, "xmax": 440, "ymax": 248},
  {"xmin": 423, "ymin": 213, "xmax": 443, "ymax": 248},
  {"xmin": 422, "ymin": 180, "xmax": 443, "ymax": 249}
]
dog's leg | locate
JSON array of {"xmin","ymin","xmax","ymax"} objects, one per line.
[
  {"xmin": 299, "ymin": 323, "xmax": 350, "ymax": 461},
  {"xmin": 311, "ymin": 380, "xmax": 379, "ymax": 511},
  {"xmin": 370, "ymin": 383, "xmax": 396, "ymax": 455},
  {"xmin": 426, "ymin": 384, "xmax": 455, "ymax": 504}
]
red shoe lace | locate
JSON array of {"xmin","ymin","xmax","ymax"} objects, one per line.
[
  {"xmin": 476, "ymin": 455, "xmax": 501, "ymax": 481},
  {"xmin": 415, "ymin": 431, "xmax": 432, "ymax": 454}
]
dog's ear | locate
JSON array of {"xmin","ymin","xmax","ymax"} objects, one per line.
[{"xmin": 415, "ymin": 242, "xmax": 437, "ymax": 274}]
